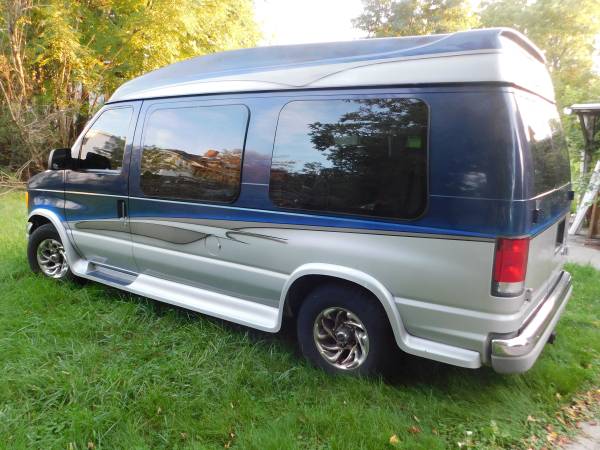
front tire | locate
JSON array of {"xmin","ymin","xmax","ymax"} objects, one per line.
[
  {"xmin": 297, "ymin": 283, "xmax": 394, "ymax": 376},
  {"xmin": 28, "ymin": 223, "xmax": 75, "ymax": 281}
]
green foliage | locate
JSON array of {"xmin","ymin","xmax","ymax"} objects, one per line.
[
  {"xmin": 355, "ymin": 0, "xmax": 600, "ymax": 185},
  {"xmin": 0, "ymin": 0, "xmax": 259, "ymax": 172},
  {"xmin": 480, "ymin": 0, "xmax": 600, "ymax": 107},
  {"xmin": 354, "ymin": 0, "xmax": 480, "ymax": 36},
  {"xmin": 480, "ymin": 0, "xmax": 600, "ymax": 187},
  {"xmin": 355, "ymin": 0, "xmax": 600, "ymax": 108},
  {"xmin": 0, "ymin": 191, "xmax": 599, "ymax": 448}
]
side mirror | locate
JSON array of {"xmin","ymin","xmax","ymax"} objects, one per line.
[{"xmin": 47, "ymin": 148, "xmax": 72, "ymax": 170}]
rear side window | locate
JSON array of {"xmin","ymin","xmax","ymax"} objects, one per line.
[
  {"xmin": 80, "ymin": 107, "xmax": 132, "ymax": 171},
  {"xmin": 269, "ymin": 98, "xmax": 428, "ymax": 219},
  {"xmin": 516, "ymin": 94, "xmax": 571, "ymax": 195},
  {"xmin": 140, "ymin": 104, "xmax": 248, "ymax": 203}
]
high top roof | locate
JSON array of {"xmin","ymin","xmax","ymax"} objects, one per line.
[{"xmin": 109, "ymin": 28, "xmax": 554, "ymax": 103}]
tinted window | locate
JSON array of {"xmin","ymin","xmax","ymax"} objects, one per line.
[
  {"xmin": 517, "ymin": 95, "xmax": 571, "ymax": 195},
  {"xmin": 270, "ymin": 98, "xmax": 428, "ymax": 219},
  {"xmin": 140, "ymin": 105, "xmax": 248, "ymax": 202},
  {"xmin": 80, "ymin": 108, "xmax": 132, "ymax": 171}
]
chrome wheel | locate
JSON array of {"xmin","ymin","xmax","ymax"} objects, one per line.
[
  {"xmin": 313, "ymin": 307, "xmax": 369, "ymax": 370},
  {"xmin": 36, "ymin": 238, "xmax": 69, "ymax": 278}
]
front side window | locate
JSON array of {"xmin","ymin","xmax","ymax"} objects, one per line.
[
  {"xmin": 79, "ymin": 107, "xmax": 132, "ymax": 171},
  {"xmin": 270, "ymin": 98, "xmax": 428, "ymax": 219},
  {"xmin": 140, "ymin": 104, "xmax": 248, "ymax": 202}
]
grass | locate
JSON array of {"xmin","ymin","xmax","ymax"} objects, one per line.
[{"xmin": 0, "ymin": 191, "xmax": 599, "ymax": 450}]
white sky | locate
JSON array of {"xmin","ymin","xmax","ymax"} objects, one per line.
[
  {"xmin": 254, "ymin": 0, "xmax": 366, "ymax": 46},
  {"xmin": 254, "ymin": 0, "xmax": 599, "ymax": 71}
]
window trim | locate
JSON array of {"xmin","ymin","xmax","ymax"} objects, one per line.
[
  {"xmin": 138, "ymin": 103, "xmax": 250, "ymax": 205},
  {"xmin": 76, "ymin": 105, "xmax": 134, "ymax": 174},
  {"xmin": 268, "ymin": 96, "xmax": 431, "ymax": 222}
]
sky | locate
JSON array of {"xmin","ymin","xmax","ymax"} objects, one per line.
[
  {"xmin": 254, "ymin": 0, "xmax": 366, "ymax": 46},
  {"xmin": 254, "ymin": 0, "xmax": 600, "ymax": 72}
]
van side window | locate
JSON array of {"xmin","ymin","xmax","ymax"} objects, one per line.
[
  {"xmin": 269, "ymin": 98, "xmax": 428, "ymax": 219},
  {"xmin": 140, "ymin": 105, "xmax": 248, "ymax": 203},
  {"xmin": 516, "ymin": 94, "xmax": 571, "ymax": 196},
  {"xmin": 79, "ymin": 107, "xmax": 132, "ymax": 171}
]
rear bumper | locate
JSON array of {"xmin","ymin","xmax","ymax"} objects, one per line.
[{"xmin": 490, "ymin": 270, "xmax": 572, "ymax": 373}]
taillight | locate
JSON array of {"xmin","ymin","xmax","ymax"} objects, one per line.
[{"xmin": 492, "ymin": 238, "xmax": 529, "ymax": 296}]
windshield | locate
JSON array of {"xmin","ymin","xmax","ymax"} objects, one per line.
[{"xmin": 516, "ymin": 94, "xmax": 571, "ymax": 196}]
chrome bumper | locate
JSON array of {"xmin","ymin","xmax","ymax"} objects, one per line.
[{"xmin": 491, "ymin": 271, "xmax": 572, "ymax": 373}]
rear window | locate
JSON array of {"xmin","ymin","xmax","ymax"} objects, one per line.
[
  {"xmin": 269, "ymin": 98, "xmax": 428, "ymax": 219},
  {"xmin": 516, "ymin": 94, "xmax": 570, "ymax": 196}
]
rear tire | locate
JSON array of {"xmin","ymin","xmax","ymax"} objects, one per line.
[
  {"xmin": 297, "ymin": 283, "xmax": 394, "ymax": 376},
  {"xmin": 28, "ymin": 223, "xmax": 76, "ymax": 281}
]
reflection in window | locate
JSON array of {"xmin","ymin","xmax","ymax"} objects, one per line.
[
  {"xmin": 140, "ymin": 105, "xmax": 247, "ymax": 202},
  {"xmin": 517, "ymin": 95, "xmax": 570, "ymax": 195},
  {"xmin": 80, "ymin": 108, "xmax": 132, "ymax": 171},
  {"xmin": 270, "ymin": 98, "xmax": 428, "ymax": 219}
]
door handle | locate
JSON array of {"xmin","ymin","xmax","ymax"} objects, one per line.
[{"xmin": 117, "ymin": 199, "xmax": 127, "ymax": 226}]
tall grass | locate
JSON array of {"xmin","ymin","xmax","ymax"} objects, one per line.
[{"xmin": 0, "ymin": 192, "xmax": 598, "ymax": 449}]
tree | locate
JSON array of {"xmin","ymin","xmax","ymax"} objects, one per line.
[
  {"xmin": 480, "ymin": 0, "xmax": 600, "ymax": 107},
  {"xmin": 353, "ymin": 0, "xmax": 480, "ymax": 37},
  {"xmin": 480, "ymin": 0, "xmax": 600, "ymax": 184},
  {"xmin": 354, "ymin": 0, "xmax": 600, "ymax": 184},
  {"xmin": 0, "ymin": 0, "xmax": 259, "ymax": 175}
]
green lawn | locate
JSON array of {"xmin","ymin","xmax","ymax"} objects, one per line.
[{"xmin": 0, "ymin": 191, "xmax": 599, "ymax": 449}]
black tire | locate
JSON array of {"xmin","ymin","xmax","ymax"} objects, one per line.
[
  {"xmin": 297, "ymin": 282, "xmax": 394, "ymax": 376},
  {"xmin": 27, "ymin": 223, "xmax": 76, "ymax": 281}
]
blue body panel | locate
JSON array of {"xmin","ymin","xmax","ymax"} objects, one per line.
[
  {"xmin": 29, "ymin": 85, "xmax": 571, "ymax": 239},
  {"xmin": 28, "ymin": 170, "xmax": 66, "ymax": 219}
]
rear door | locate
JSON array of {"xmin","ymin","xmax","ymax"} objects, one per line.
[
  {"xmin": 515, "ymin": 92, "xmax": 571, "ymax": 298},
  {"xmin": 64, "ymin": 103, "xmax": 140, "ymax": 272}
]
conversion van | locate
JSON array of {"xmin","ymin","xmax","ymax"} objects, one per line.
[{"xmin": 26, "ymin": 28, "xmax": 573, "ymax": 375}]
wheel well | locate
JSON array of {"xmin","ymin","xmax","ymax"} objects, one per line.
[
  {"xmin": 28, "ymin": 215, "xmax": 52, "ymax": 234},
  {"xmin": 284, "ymin": 275, "xmax": 384, "ymax": 319}
]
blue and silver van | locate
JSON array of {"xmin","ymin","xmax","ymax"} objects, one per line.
[{"xmin": 26, "ymin": 28, "xmax": 573, "ymax": 375}]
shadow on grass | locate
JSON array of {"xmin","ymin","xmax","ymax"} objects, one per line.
[{"xmin": 65, "ymin": 278, "xmax": 504, "ymax": 390}]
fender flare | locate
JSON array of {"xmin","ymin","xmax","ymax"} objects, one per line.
[
  {"xmin": 27, "ymin": 208, "xmax": 87, "ymax": 275},
  {"xmin": 277, "ymin": 263, "xmax": 481, "ymax": 368},
  {"xmin": 277, "ymin": 263, "xmax": 409, "ymax": 349}
]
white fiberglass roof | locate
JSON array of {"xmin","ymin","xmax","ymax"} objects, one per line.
[{"xmin": 109, "ymin": 27, "xmax": 554, "ymax": 103}]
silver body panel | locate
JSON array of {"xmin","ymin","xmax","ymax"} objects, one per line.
[{"xmin": 28, "ymin": 201, "xmax": 570, "ymax": 372}]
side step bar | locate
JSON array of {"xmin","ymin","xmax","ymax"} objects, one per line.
[
  {"xmin": 78, "ymin": 263, "xmax": 280, "ymax": 332},
  {"xmin": 86, "ymin": 263, "xmax": 137, "ymax": 286}
]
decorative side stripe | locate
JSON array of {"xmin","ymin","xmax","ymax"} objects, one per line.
[{"xmin": 32, "ymin": 188, "xmax": 495, "ymax": 242}]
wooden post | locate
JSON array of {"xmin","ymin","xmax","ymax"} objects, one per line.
[
  {"xmin": 576, "ymin": 112, "xmax": 599, "ymax": 210},
  {"xmin": 588, "ymin": 192, "xmax": 600, "ymax": 238},
  {"xmin": 577, "ymin": 113, "xmax": 597, "ymax": 178}
]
